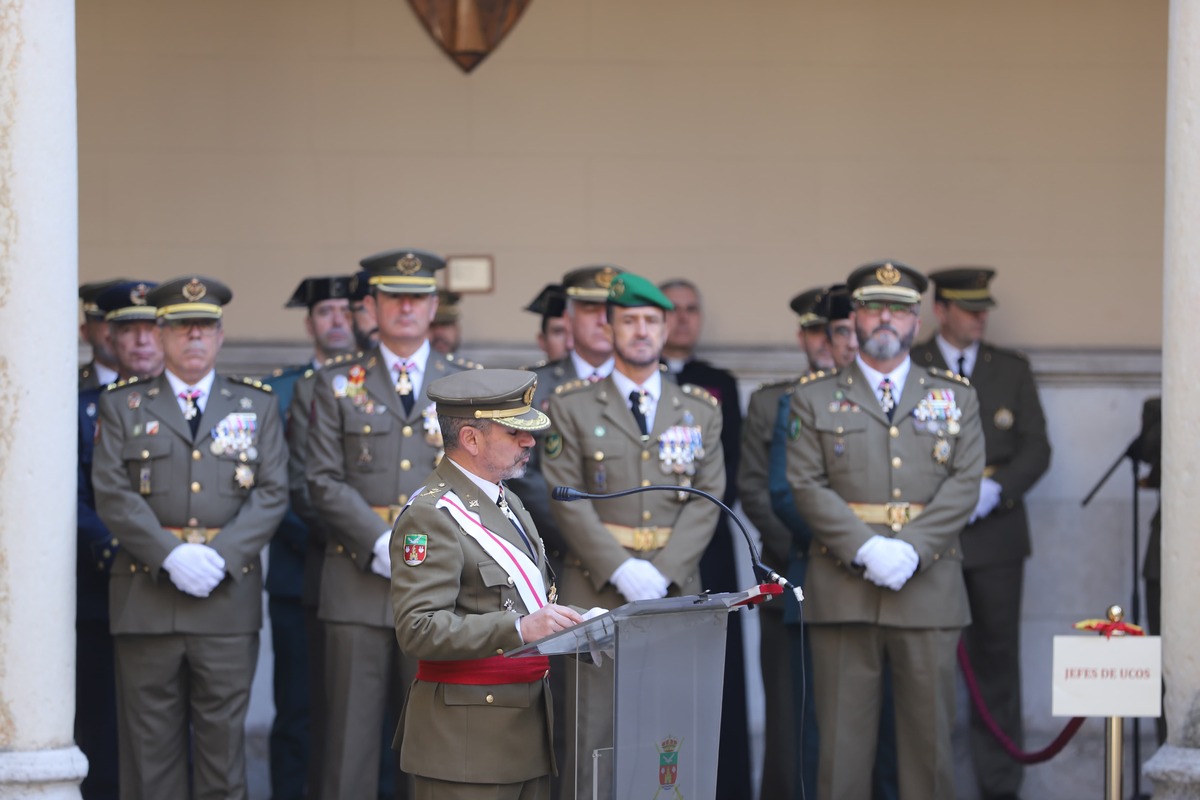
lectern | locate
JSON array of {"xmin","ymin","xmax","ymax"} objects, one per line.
[{"xmin": 508, "ymin": 586, "xmax": 779, "ymax": 800}]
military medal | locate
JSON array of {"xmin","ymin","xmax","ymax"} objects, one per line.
[
  {"xmin": 182, "ymin": 396, "xmax": 198, "ymax": 421},
  {"xmin": 994, "ymin": 407, "xmax": 1014, "ymax": 430},
  {"xmin": 395, "ymin": 366, "xmax": 413, "ymax": 396},
  {"xmin": 502, "ymin": 598, "xmax": 515, "ymax": 612},
  {"xmin": 933, "ymin": 438, "xmax": 952, "ymax": 465},
  {"xmin": 947, "ymin": 420, "xmax": 961, "ymax": 435},
  {"xmin": 210, "ymin": 440, "xmax": 224, "ymax": 455},
  {"xmin": 636, "ymin": 390, "xmax": 650, "ymax": 417},
  {"xmin": 146, "ymin": 421, "xmax": 159, "ymax": 436},
  {"xmin": 676, "ymin": 476, "xmax": 692, "ymax": 503},
  {"xmin": 239, "ymin": 397, "xmax": 253, "ymax": 410},
  {"xmin": 128, "ymin": 392, "xmax": 141, "ymax": 410},
  {"xmin": 834, "ymin": 437, "xmax": 845, "ymax": 457},
  {"xmin": 331, "ymin": 374, "xmax": 349, "ymax": 398},
  {"xmin": 594, "ymin": 425, "xmax": 605, "ymax": 437},
  {"xmin": 234, "ymin": 463, "xmax": 256, "ymax": 489},
  {"xmin": 139, "ymin": 465, "xmax": 152, "ymax": 495},
  {"xmin": 86, "ymin": 402, "xmax": 96, "ymax": 418},
  {"xmin": 422, "ymin": 403, "xmax": 443, "ymax": 447},
  {"xmin": 358, "ymin": 443, "xmax": 372, "ymax": 465}
]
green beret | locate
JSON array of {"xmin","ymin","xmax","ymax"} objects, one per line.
[{"xmin": 607, "ymin": 272, "xmax": 674, "ymax": 311}]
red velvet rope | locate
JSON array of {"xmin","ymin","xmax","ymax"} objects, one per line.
[{"xmin": 957, "ymin": 640, "xmax": 1085, "ymax": 764}]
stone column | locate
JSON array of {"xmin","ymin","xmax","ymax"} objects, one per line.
[
  {"xmin": 0, "ymin": 0, "xmax": 88, "ymax": 797},
  {"xmin": 1145, "ymin": 1, "xmax": 1200, "ymax": 797}
]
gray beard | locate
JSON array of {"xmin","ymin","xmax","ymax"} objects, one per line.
[{"xmin": 857, "ymin": 325, "xmax": 913, "ymax": 361}]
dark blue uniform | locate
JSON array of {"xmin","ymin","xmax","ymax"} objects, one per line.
[
  {"xmin": 77, "ymin": 387, "xmax": 120, "ymax": 800},
  {"xmin": 263, "ymin": 364, "xmax": 313, "ymax": 800}
]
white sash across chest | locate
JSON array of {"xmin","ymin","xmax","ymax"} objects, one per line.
[{"xmin": 436, "ymin": 490, "xmax": 548, "ymax": 614}]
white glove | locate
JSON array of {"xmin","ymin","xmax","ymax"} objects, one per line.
[
  {"xmin": 969, "ymin": 477, "xmax": 1003, "ymax": 524},
  {"xmin": 856, "ymin": 536, "xmax": 919, "ymax": 591},
  {"xmin": 370, "ymin": 530, "xmax": 392, "ymax": 578},
  {"xmin": 162, "ymin": 543, "xmax": 226, "ymax": 598},
  {"xmin": 611, "ymin": 558, "xmax": 670, "ymax": 602}
]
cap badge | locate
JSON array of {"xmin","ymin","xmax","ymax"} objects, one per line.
[
  {"xmin": 130, "ymin": 283, "xmax": 149, "ymax": 305},
  {"xmin": 611, "ymin": 280, "xmax": 626, "ymax": 298},
  {"xmin": 523, "ymin": 384, "xmax": 536, "ymax": 406},
  {"xmin": 596, "ymin": 267, "xmax": 616, "ymax": 289},
  {"xmin": 396, "ymin": 253, "xmax": 422, "ymax": 275},
  {"xmin": 182, "ymin": 278, "xmax": 207, "ymax": 302},
  {"xmin": 876, "ymin": 263, "xmax": 901, "ymax": 286}
]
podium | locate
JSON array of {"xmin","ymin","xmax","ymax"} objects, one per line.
[{"xmin": 508, "ymin": 586, "xmax": 779, "ymax": 800}]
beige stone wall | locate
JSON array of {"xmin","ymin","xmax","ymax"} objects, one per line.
[{"xmin": 77, "ymin": 0, "xmax": 1166, "ymax": 349}]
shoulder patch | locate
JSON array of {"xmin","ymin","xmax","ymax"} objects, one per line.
[
  {"xmin": 928, "ymin": 366, "xmax": 970, "ymax": 386},
  {"xmin": 680, "ymin": 384, "xmax": 719, "ymax": 407},
  {"xmin": 555, "ymin": 379, "xmax": 591, "ymax": 396}
]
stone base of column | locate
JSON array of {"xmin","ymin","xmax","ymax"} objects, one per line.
[
  {"xmin": 0, "ymin": 746, "xmax": 87, "ymax": 799},
  {"xmin": 1146, "ymin": 744, "xmax": 1200, "ymax": 799}
]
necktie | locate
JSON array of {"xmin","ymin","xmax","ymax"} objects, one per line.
[
  {"xmin": 394, "ymin": 361, "xmax": 415, "ymax": 415},
  {"xmin": 878, "ymin": 378, "xmax": 895, "ymax": 421},
  {"xmin": 180, "ymin": 389, "xmax": 203, "ymax": 437},
  {"xmin": 629, "ymin": 390, "xmax": 649, "ymax": 437},
  {"xmin": 957, "ymin": 354, "xmax": 967, "ymax": 378},
  {"xmin": 497, "ymin": 486, "xmax": 537, "ymax": 562}
]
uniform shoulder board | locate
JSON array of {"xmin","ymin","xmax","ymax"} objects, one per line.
[
  {"xmin": 447, "ymin": 354, "xmax": 483, "ymax": 370},
  {"xmin": 105, "ymin": 376, "xmax": 137, "ymax": 391},
  {"xmin": 238, "ymin": 376, "xmax": 273, "ymax": 393},
  {"xmin": 797, "ymin": 368, "xmax": 838, "ymax": 386},
  {"xmin": 985, "ymin": 343, "xmax": 1029, "ymax": 363},
  {"xmin": 928, "ymin": 366, "xmax": 970, "ymax": 386},
  {"xmin": 554, "ymin": 378, "xmax": 591, "ymax": 396},
  {"xmin": 680, "ymin": 384, "xmax": 719, "ymax": 407},
  {"xmin": 520, "ymin": 359, "xmax": 549, "ymax": 371},
  {"xmin": 755, "ymin": 377, "xmax": 793, "ymax": 392}
]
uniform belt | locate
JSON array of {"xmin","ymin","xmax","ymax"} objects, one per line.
[
  {"xmin": 416, "ymin": 655, "xmax": 550, "ymax": 685},
  {"xmin": 164, "ymin": 526, "xmax": 221, "ymax": 544},
  {"xmin": 983, "ymin": 465, "xmax": 997, "ymax": 478},
  {"xmin": 604, "ymin": 524, "xmax": 672, "ymax": 552},
  {"xmin": 371, "ymin": 505, "xmax": 405, "ymax": 525},
  {"xmin": 847, "ymin": 502, "xmax": 926, "ymax": 532}
]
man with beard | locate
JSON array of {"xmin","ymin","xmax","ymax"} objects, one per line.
[
  {"xmin": 263, "ymin": 275, "xmax": 356, "ymax": 800},
  {"xmin": 542, "ymin": 272, "xmax": 724, "ymax": 800},
  {"xmin": 77, "ymin": 280, "xmax": 164, "ymax": 800},
  {"xmin": 306, "ymin": 249, "xmax": 478, "ymax": 800},
  {"xmin": 787, "ymin": 260, "xmax": 984, "ymax": 800},
  {"xmin": 349, "ymin": 269, "xmax": 381, "ymax": 351},
  {"xmin": 912, "ymin": 268, "xmax": 1050, "ymax": 800},
  {"xmin": 78, "ymin": 278, "xmax": 129, "ymax": 388},
  {"xmin": 389, "ymin": 369, "xmax": 585, "ymax": 799},
  {"xmin": 92, "ymin": 276, "xmax": 288, "ymax": 800}
]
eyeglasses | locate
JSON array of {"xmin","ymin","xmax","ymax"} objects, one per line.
[
  {"xmin": 828, "ymin": 326, "xmax": 855, "ymax": 339},
  {"xmin": 856, "ymin": 301, "xmax": 917, "ymax": 317},
  {"xmin": 163, "ymin": 319, "xmax": 221, "ymax": 336}
]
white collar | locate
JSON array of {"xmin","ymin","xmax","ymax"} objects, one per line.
[
  {"xmin": 94, "ymin": 362, "xmax": 119, "ymax": 386},
  {"xmin": 570, "ymin": 350, "xmax": 614, "ymax": 381},
  {"xmin": 165, "ymin": 368, "xmax": 216, "ymax": 401},
  {"xmin": 610, "ymin": 367, "xmax": 662, "ymax": 404},
  {"xmin": 855, "ymin": 355, "xmax": 911, "ymax": 401},
  {"xmin": 446, "ymin": 457, "xmax": 501, "ymax": 505},
  {"xmin": 380, "ymin": 339, "xmax": 431, "ymax": 375},
  {"xmin": 934, "ymin": 334, "xmax": 980, "ymax": 375}
]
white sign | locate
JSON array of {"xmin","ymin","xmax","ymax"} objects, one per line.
[{"xmin": 1052, "ymin": 635, "xmax": 1161, "ymax": 718}]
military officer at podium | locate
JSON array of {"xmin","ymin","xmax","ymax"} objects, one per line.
[
  {"xmin": 306, "ymin": 248, "xmax": 478, "ymax": 800},
  {"xmin": 542, "ymin": 272, "xmax": 724, "ymax": 799},
  {"xmin": 787, "ymin": 260, "xmax": 984, "ymax": 800},
  {"xmin": 390, "ymin": 368, "xmax": 584, "ymax": 800},
  {"xmin": 93, "ymin": 276, "xmax": 288, "ymax": 800}
]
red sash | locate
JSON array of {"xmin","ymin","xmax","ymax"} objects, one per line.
[{"xmin": 416, "ymin": 654, "xmax": 551, "ymax": 685}]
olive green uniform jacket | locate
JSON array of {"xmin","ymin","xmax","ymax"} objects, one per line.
[{"xmin": 390, "ymin": 459, "xmax": 554, "ymax": 785}]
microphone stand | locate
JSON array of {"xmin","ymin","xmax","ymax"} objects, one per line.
[
  {"xmin": 552, "ymin": 484, "xmax": 803, "ymax": 604},
  {"xmin": 1080, "ymin": 438, "xmax": 1147, "ymax": 800}
]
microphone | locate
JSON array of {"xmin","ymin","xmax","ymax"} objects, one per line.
[{"xmin": 552, "ymin": 484, "xmax": 803, "ymax": 604}]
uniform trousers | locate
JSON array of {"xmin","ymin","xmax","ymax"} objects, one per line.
[
  {"xmin": 76, "ymin": 619, "xmax": 119, "ymax": 800},
  {"xmin": 318, "ymin": 621, "xmax": 411, "ymax": 800},
  {"xmin": 414, "ymin": 775, "xmax": 550, "ymax": 800},
  {"xmin": 303, "ymin": 603, "xmax": 326, "ymax": 796},
  {"xmin": 268, "ymin": 596, "xmax": 309, "ymax": 800},
  {"xmin": 113, "ymin": 632, "xmax": 258, "ymax": 800},
  {"xmin": 758, "ymin": 609, "xmax": 795, "ymax": 799},
  {"xmin": 962, "ymin": 561, "xmax": 1024, "ymax": 798},
  {"xmin": 810, "ymin": 624, "xmax": 959, "ymax": 800}
]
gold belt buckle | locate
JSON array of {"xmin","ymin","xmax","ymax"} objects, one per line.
[
  {"xmin": 633, "ymin": 527, "xmax": 656, "ymax": 551},
  {"xmin": 885, "ymin": 503, "xmax": 911, "ymax": 533},
  {"xmin": 182, "ymin": 526, "xmax": 209, "ymax": 544}
]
